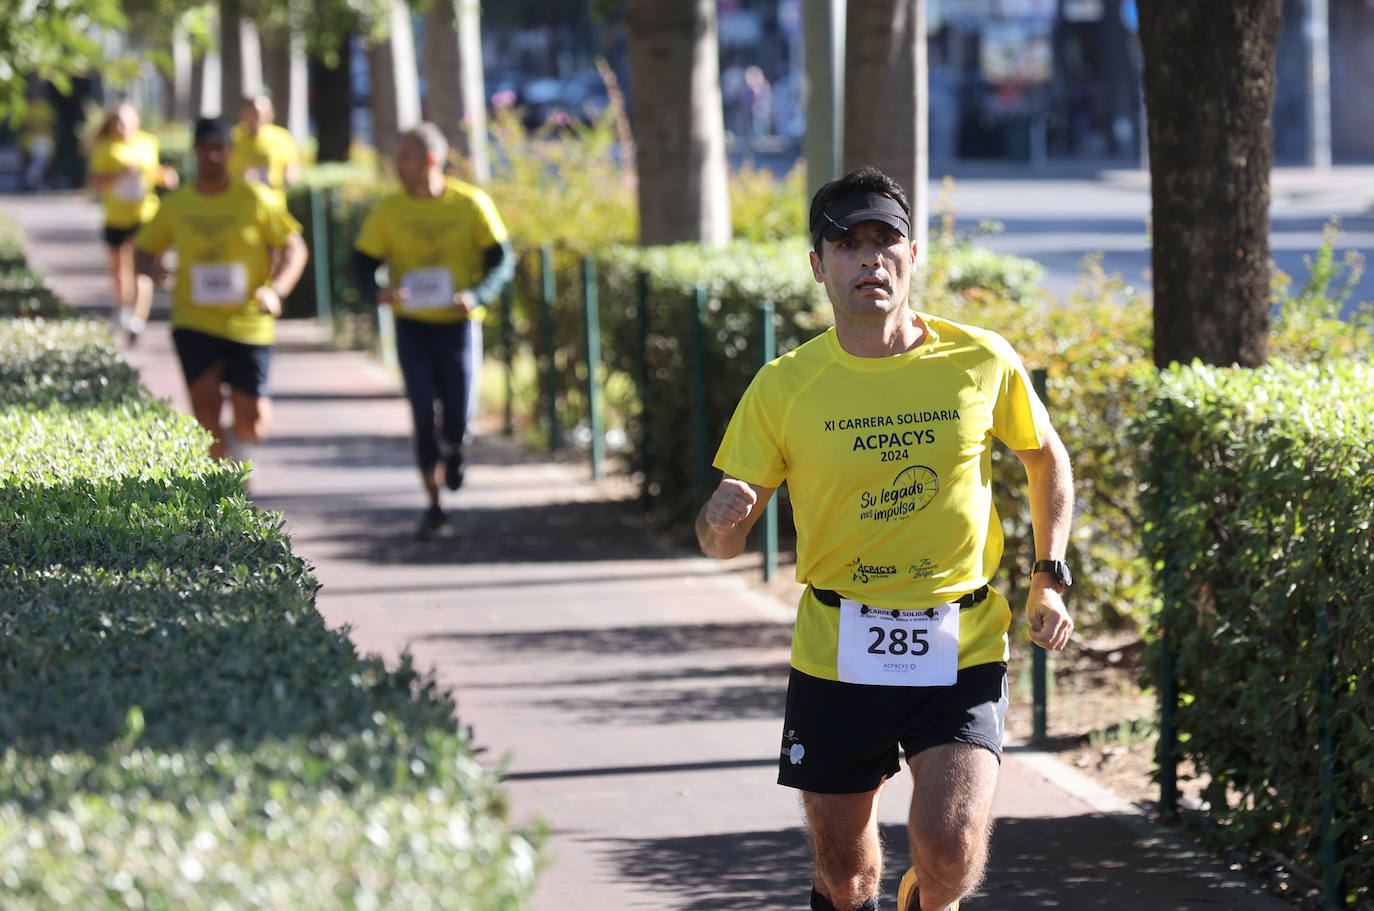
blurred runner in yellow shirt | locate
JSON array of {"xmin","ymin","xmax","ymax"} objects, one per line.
[
  {"xmin": 352, "ymin": 123, "xmax": 515, "ymax": 540},
  {"xmin": 135, "ymin": 117, "xmax": 308, "ymax": 466},
  {"xmin": 20, "ymin": 85, "xmax": 56, "ymax": 190},
  {"xmin": 87, "ymin": 102, "xmax": 178, "ymax": 344},
  {"xmin": 228, "ymin": 95, "xmax": 301, "ymax": 197}
]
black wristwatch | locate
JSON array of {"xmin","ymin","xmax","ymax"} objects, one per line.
[{"xmin": 1032, "ymin": 559, "xmax": 1072, "ymax": 589}]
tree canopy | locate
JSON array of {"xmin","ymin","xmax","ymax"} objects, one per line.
[
  {"xmin": 0, "ymin": 0, "xmax": 399, "ymax": 126},
  {"xmin": 0, "ymin": 0, "xmax": 129, "ymax": 125}
]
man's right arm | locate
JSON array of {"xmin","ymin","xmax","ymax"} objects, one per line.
[
  {"xmin": 352, "ymin": 250, "xmax": 384, "ymax": 303},
  {"xmin": 695, "ymin": 475, "xmax": 776, "ymax": 559}
]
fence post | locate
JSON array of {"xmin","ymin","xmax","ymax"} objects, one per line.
[
  {"xmin": 583, "ymin": 256, "xmax": 604, "ymax": 480},
  {"xmin": 690, "ymin": 284, "xmax": 711, "ymax": 506},
  {"xmin": 309, "ymin": 187, "xmax": 333, "ymax": 327},
  {"xmin": 1318, "ymin": 603, "xmax": 1345, "ymax": 909},
  {"xmin": 635, "ymin": 271, "xmax": 652, "ymax": 512},
  {"xmin": 758, "ymin": 301, "xmax": 778, "ymax": 583},
  {"xmin": 1158, "ymin": 404, "xmax": 1180, "ymax": 821},
  {"xmin": 540, "ymin": 243, "xmax": 560, "ymax": 453},
  {"xmin": 375, "ymin": 305, "xmax": 397, "ymax": 370},
  {"xmin": 501, "ymin": 283, "xmax": 514, "ymax": 436},
  {"xmin": 1030, "ymin": 367, "xmax": 1050, "ymax": 743}
]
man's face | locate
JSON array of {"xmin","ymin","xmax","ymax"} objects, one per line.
[
  {"xmin": 195, "ymin": 140, "xmax": 229, "ymax": 182},
  {"xmin": 240, "ymin": 100, "xmax": 270, "ymax": 132},
  {"xmin": 809, "ymin": 220, "xmax": 915, "ymax": 322},
  {"xmin": 395, "ymin": 138, "xmax": 433, "ymax": 195}
]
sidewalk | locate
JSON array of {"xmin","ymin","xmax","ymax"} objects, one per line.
[{"xmin": 4, "ymin": 191, "xmax": 1294, "ymax": 910}]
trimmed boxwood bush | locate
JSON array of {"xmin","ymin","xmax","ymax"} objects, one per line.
[
  {"xmin": 1130, "ymin": 361, "xmax": 1373, "ymax": 904},
  {"xmin": 0, "ymin": 268, "xmax": 70, "ymax": 319},
  {"xmin": 0, "ymin": 210, "xmax": 26, "ymax": 269},
  {"xmin": 0, "ymin": 318, "xmax": 144, "ymax": 409},
  {"xmin": 0, "ymin": 310, "xmax": 540, "ymax": 907}
]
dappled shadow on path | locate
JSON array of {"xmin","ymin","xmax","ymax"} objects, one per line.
[
  {"xmin": 416, "ymin": 622, "xmax": 792, "ymax": 725},
  {"xmin": 603, "ymin": 814, "xmax": 1266, "ymax": 910}
]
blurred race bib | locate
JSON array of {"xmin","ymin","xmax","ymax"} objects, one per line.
[
  {"xmin": 190, "ymin": 263, "xmax": 249, "ymax": 306},
  {"xmin": 113, "ymin": 172, "xmax": 145, "ymax": 202},
  {"xmin": 401, "ymin": 268, "xmax": 454, "ymax": 310}
]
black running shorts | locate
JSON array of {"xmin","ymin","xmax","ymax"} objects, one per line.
[
  {"xmin": 102, "ymin": 223, "xmax": 143, "ymax": 248},
  {"xmin": 777, "ymin": 662, "xmax": 1008, "ymax": 794},
  {"xmin": 172, "ymin": 327, "xmax": 273, "ymax": 397}
]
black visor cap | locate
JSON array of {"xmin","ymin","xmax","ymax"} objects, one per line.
[{"xmin": 812, "ymin": 191, "xmax": 911, "ymax": 246}]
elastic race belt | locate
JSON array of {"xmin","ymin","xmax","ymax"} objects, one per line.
[{"xmin": 811, "ymin": 584, "xmax": 989, "ymax": 610}]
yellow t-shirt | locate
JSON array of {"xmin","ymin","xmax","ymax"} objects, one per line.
[
  {"xmin": 228, "ymin": 123, "xmax": 299, "ymax": 192},
  {"xmin": 135, "ymin": 182, "xmax": 302, "ymax": 346},
  {"xmin": 713, "ymin": 315, "xmax": 1050, "ymax": 680},
  {"xmin": 20, "ymin": 98, "xmax": 56, "ymax": 150},
  {"xmin": 89, "ymin": 131, "xmax": 162, "ymax": 228},
  {"xmin": 353, "ymin": 177, "xmax": 509, "ymax": 325}
]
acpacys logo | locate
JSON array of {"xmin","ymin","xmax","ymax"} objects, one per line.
[
  {"xmin": 845, "ymin": 556, "xmax": 898, "ymax": 583},
  {"xmin": 857, "ymin": 465, "xmax": 940, "ymax": 522}
]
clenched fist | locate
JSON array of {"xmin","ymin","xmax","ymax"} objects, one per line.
[
  {"xmin": 697, "ymin": 477, "xmax": 771, "ymax": 559},
  {"xmin": 703, "ymin": 478, "xmax": 758, "ymax": 531}
]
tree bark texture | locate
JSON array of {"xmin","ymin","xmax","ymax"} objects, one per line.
[
  {"xmin": 369, "ymin": 0, "xmax": 422, "ymax": 162},
  {"xmin": 843, "ymin": 0, "xmax": 928, "ymax": 266},
  {"xmin": 422, "ymin": 0, "xmax": 491, "ymax": 183},
  {"xmin": 217, "ymin": 1, "xmax": 243, "ymax": 119},
  {"xmin": 217, "ymin": 1, "xmax": 264, "ymax": 119},
  {"xmin": 1139, "ymin": 0, "xmax": 1282, "ymax": 368},
  {"xmin": 262, "ymin": 26, "xmax": 309, "ymax": 146},
  {"xmin": 626, "ymin": 0, "xmax": 731, "ymax": 247},
  {"xmin": 309, "ymin": 45, "xmax": 352, "ymax": 162}
]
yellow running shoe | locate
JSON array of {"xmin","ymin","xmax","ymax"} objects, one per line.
[{"xmin": 896, "ymin": 867, "xmax": 960, "ymax": 911}]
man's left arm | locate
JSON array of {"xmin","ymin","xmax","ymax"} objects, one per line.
[
  {"xmin": 455, "ymin": 240, "xmax": 516, "ymax": 314},
  {"xmin": 1013, "ymin": 424, "xmax": 1075, "ymax": 651}
]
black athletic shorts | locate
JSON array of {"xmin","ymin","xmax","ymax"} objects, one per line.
[
  {"xmin": 777, "ymin": 661, "xmax": 1008, "ymax": 794},
  {"xmin": 102, "ymin": 223, "xmax": 143, "ymax": 248},
  {"xmin": 172, "ymin": 327, "xmax": 273, "ymax": 397}
]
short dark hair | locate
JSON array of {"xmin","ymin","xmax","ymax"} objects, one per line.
[
  {"xmin": 193, "ymin": 117, "xmax": 230, "ymax": 146},
  {"xmin": 808, "ymin": 166, "xmax": 910, "ymax": 256}
]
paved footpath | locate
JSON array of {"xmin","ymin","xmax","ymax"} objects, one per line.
[{"xmin": 5, "ymin": 191, "xmax": 1293, "ymax": 910}]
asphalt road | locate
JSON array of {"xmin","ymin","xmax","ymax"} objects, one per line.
[{"xmin": 938, "ymin": 162, "xmax": 1374, "ymax": 318}]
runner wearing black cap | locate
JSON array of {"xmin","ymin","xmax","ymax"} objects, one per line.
[
  {"xmin": 135, "ymin": 117, "xmax": 308, "ymax": 466},
  {"xmin": 696, "ymin": 166, "xmax": 1075, "ymax": 911}
]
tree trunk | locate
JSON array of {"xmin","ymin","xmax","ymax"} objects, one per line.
[
  {"xmin": 218, "ymin": 1, "xmax": 264, "ymax": 118},
  {"xmin": 626, "ymin": 0, "xmax": 731, "ymax": 247},
  {"xmin": 369, "ymin": 0, "xmax": 422, "ymax": 163},
  {"xmin": 804, "ymin": 0, "xmax": 845, "ymax": 198},
  {"xmin": 170, "ymin": 22, "xmax": 193, "ymax": 122},
  {"xmin": 843, "ymin": 0, "xmax": 928, "ymax": 266},
  {"xmin": 263, "ymin": 26, "xmax": 309, "ymax": 147},
  {"xmin": 310, "ymin": 44, "xmax": 353, "ymax": 162},
  {"xmin": 217, "ymin": 2, "xmax": 241, "ymax": 117},
  {"xmin": 1139, "ymin": 0, "xmax": 1282, "ymax": 368},
  {"xmin": 422, "ymin": 0, "xmax": 491, "ymax": 183}
]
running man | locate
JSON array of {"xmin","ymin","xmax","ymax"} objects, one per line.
[
  {"xmin": 135, "ymin": 117, "xmax": 308, "ymax": 463},
  {"xmin": 696, "ymin": 166, "xmax": 1075, "ymax": 911},
  {"xmin": 352, "ymin": 123, "xmax": 516, "ymax": 540},
  {"xmin": 87, "ymin": 102, "xmax": 178, "ymax": 344},
  {"xmin": 228, "ymin": 95, "xmax": 301, "ymax": 197}
]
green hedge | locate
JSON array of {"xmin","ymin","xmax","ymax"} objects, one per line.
[
  {"xmin": 0, "ymin": 309, "xmax": 539, "ymax": 907},
  {"xmin": 0, "ymin": 318, "xmax": 140, "ymax": 408},
  {"xmin": 1130, "ymin": 360, "xmax": 1373, "ymax": 903},
  {"xmin": 0, "ymin": 210, "xmax": 26, "ymax": 269}
]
